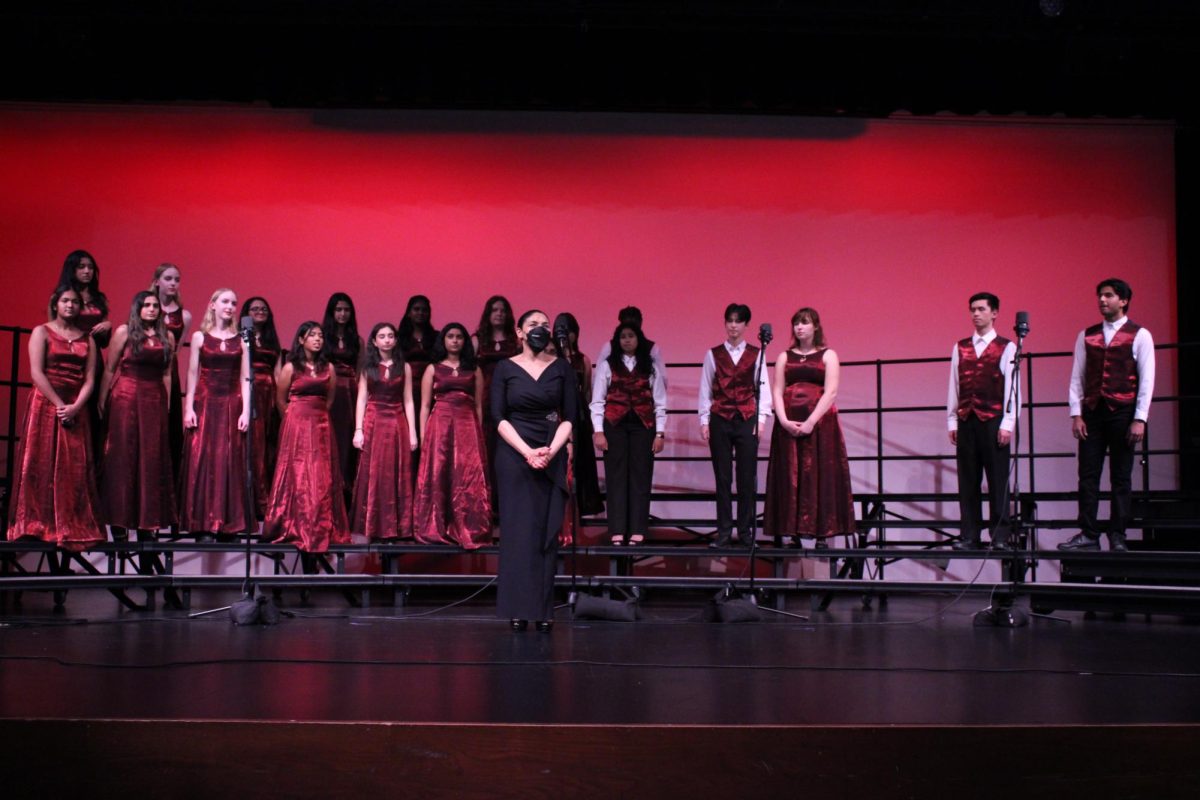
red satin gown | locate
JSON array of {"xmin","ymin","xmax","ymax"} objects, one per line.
[
  {"xmin": 264, "ymin": 365, "xmax": 350, "ymax": 552},
  {"xmin": 7, "ymin": 326, "xmax": 105, "ymax": 549},
  {"xmin": 100, "ymin": 336, "xmax": 177, "ymax": 530},
  {"xmin": 249, "ymin": 340, "xmax": 281, "ymax": 518},
  {"xmin": 177, "ymin": 333, "xmax": 253, "ymax": 535},
  {"xmin": 351, "ymin": 364, "xmax": 413, "ymax": 540},
  {"xmin": 163, "ymin": 307, "xmax": 186, "ymax": 479},
  {"xmin": 328, "ymin": 337, "xmax": 358, "ymax": 491},
  {"xmin": 413, "ymin": 363, "xmax": 491, "ymax": 548},
  {"xmin": 764, "ymin": 350, "xmax": 856, "ymax": 540}
]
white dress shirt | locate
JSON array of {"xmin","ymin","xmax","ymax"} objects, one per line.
[
  {"xmin": 597, "ymin": 340, "xmax": 667, "ymax": 389},
  {"xmin": 697, "ymin": 339, "xmax": 773, "ymax": 426},
  {"xmin": 946, "ymin": 329, "xmax": 1019, "ymax": 432},
  {"xmin": 1067, "ymin": 315, "xmax": 1155, "ymax": 421},
  {"xmin": 589, "ymin": 354, "xmax": 668, "ymax": 433}
]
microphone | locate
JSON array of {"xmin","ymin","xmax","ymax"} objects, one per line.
[
  {"xmin": 1014, "ymin": 311, "xmax": 1030, "ymax": 339},
  {"xmin": 758, "ymin": 322, "xmax": 773, "ymax": 345},
  {"xmin": 240, "ymin": 315, "xmax": 254, "ymax": 345}
]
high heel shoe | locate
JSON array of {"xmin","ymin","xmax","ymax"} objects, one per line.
[
  {"xmin": 536, "ymin": 620, "xmax": 554, "ymax": 633},
  {"xmin": 510, "ymin": 619, "xmax": 528, "ymax": 632}
]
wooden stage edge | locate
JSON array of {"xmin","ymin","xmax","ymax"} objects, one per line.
[{"xmin": 2, "ymin": 719, "xmax": 1198, "ymax": 798}]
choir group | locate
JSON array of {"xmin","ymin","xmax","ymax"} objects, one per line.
[{"xmin": 5, "ymin": 252, "xmax": 1154, "ymax": 593}]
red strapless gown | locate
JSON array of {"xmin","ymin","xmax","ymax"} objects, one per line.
[
  {"xmin": 177, "ymin": 333, "xmax": 253, "ymax": 534},
  {"xmin": 764, "ymin": 350, "xmax": 856, "ymax": 539},
  {"xmin": 328, "ymin": 338, "xmax": 359, "ymax": 490},
  {"xmin": 7, "ymin": 326, "xmax": 105, "ymax": 549},
  {"xmin": 163, "ymin": 306, "xmax": 186, "ymax": 479},
  {"xmin": 264, "ymin": 366, "xmax": 350, "ymax": 552},
  {"xmin": 350, "ymin": 366, "xmax": 414, "ymax": 539},
  {"xmin": 100, "ymin": 336, "xmax": 177, "ymax": 530},
  {"xmin": 413, "ymin": 364, "xmax": 491, "ymax": 548},
  {"xmin": 249, "ymin": 340, "xmax": 281, "ymax": 518}
]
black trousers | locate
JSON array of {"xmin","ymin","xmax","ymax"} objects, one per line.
[
  {"xmin": 1078, "ymin": 403, "xmax": 1136, "ymax": 537},
  {"xmin": 955, "ymin": 415, "xmax": 1011, "ymax": 544},
  {"xmin": 708, "ymin": 413, "xmax": 757, "ymax": 536},
  {"xmin": 603, "ymin": 413, "xmax": 656, "ymax": 536}
]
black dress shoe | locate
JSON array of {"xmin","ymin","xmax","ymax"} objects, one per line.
[
  {"xmin": 739, "ymin": 533, "xmax": 756, "ymax": 549},
  {"xmin": 510, "ymin": 619, "xmax": 528, "ymax": 632},
  {"xmin": 1108, "ymin": 532, "xmax": 1129, "ymax": 552},
  {"xmin": 990, "ymin": 539, "xmax": 1018, "ymax": 552},
  {"xmin": 1057, "ymin": 533, "xmax": 1100, "ymax": 551},
  {"xmin": 709, "ymin": 531, "xmax": 734, "ymax": 549},
  {"xmin": 951, "ymin": 538, "xmax": 982, "ymax": 551},
  {"xmin": 536, "ymin": 621, "xmax": 554, "ymax": 633}
]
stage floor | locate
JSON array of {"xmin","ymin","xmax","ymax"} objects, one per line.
[{"xmin": 3, "ymin": 588, "xmax": 1199, "ymax": 727}]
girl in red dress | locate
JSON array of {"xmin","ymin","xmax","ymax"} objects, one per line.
[
  {"xmin": 57, "ymin": 250, "xmax": 111, "ymax": 457},
  {"xmin": 264, "ymin": 322, "xmax": 350, "ymax": 553},
  {"xmin": 322, "ymin": 292, "xmax": 362, "ymax": 496},
  {"xmin": 150, "ymin": 263, "xmax": 191, "ymax": 480},
  {"xmin": 472, "ymin": 296, "xmax": 519, "ymax": 511},
  {"xmin": 413, "ymin": 323, "xmax": 491, "ymax": 548},
  {"xmin": 351, "ymin": 323, "xmax": 417, "ymax": 540},
  {"xmin": 97, "ymin": 291, "xmax": 177, "ymax": 539},
  {"xmin": 764, "ymin": 307, "xmax": 856, "ymax": 547},
  {"xmin": 178, "ymin": 288, "xmax": 253, "ymax": 539},
  {"xmin": 241, "ymin": 295, "xmax": 283, "ymax": 519},
  {"xmin": 398, "ymin": 295, "xmax": 435, "ymax": 442},
  {"xmin": 7, "ymin": 287, "xmax": 105, "ymax": 550}
]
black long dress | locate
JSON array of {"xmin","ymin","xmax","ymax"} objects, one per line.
[{"xmin": 492, "ymin": 356, "xmax": 578, "ymax": 622}]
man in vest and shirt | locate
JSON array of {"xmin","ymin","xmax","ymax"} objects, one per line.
[
  {"xmin": 1059, "ymin": 278, "xmax": 1155, "ymax": 552},
  {"xmin": 948, "ymin": 292, "xmax": 1018, "ymax": 550},
  {"xmin": 699, "ymin": 303, "xmax": 773, "ymax": 548}
]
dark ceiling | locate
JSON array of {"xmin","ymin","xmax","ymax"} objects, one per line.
[{"xmin": 3, "ymin": 1, "xmax": 1198, "ymax": 120}]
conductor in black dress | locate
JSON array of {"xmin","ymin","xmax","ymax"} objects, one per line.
[{"xmin": 492, "ymin": 309, "xmax": 578, "ymax": 632}]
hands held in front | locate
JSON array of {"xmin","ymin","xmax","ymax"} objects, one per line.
[{"xmin": 525, "ymin": 446, "xmax": 552, "ymax": 469}]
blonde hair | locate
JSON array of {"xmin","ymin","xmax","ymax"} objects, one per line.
[
  {"xmin": 149, "ymin": 262, "xmax": 184, "ymax": 309},
  {"xmin": 199, "ymin": 288, "xmax": 237, "ymax": 333}
]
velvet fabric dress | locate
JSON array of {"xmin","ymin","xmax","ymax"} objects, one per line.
[
  {"xmin": 163, "ymin": 307, "xmax": 186, "ymax": 479},
  {"xmin": 764, "ymin": 350, "xmax": 856, "ymax": 540},
  {"xmin": 100, "ymin": 336, "xmax": 177, "ymax": 531},
  {"xmin": 249, "ymin": 340, "xmax": 281, "ymax": 518},
  {"xmin": 264, "ymin": 365, "xmax": 350, "ymax": 552},
  {"xmin": 351, "ymin": 365, "xmax": 414, "ymax": 540},
  {"xmin": 177, "ymin": 333, "xmax": 253, "ymax": 535},
  {"xmin": 413, "ymin": 364, "xmax": 491, "ymax": 548},
  {"xmin": 492, "ymin": 357, "xmax": 578, "ymax": 622},
  {"xmin": 476, "ymin": 337, "xmax": 520, "ymax": 510},
  {"xmin": 77, "ymin": 300, "xmax": 110, "ymax": 460},
  {"xmin": 327, "ymin": 337, "xmax": 359, "ymax": 492},
  {"xmin": 7, "ymin": 327, "xmax": 105, "ymax": 550}
]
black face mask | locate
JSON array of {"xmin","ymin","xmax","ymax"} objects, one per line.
[{"xmin": 526, "ymin": 325, "xmax": 551, "ymax": 354}]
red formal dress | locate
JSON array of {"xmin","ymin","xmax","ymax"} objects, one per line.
[
  {"xmin": 402, "ymin": 338, "xmax": 433, "ymax": 435},
  {"xmin": 249, "ymin": 340, "xmax": 281, "ymax": 518},
  {"xmin": 413, "ymin": 364, "xmax": 491, "ymax": 548},
  {"xmin": 764, "ymin": 350, "xmax": 856, "ymax": 540},
  {"xmin": 177, "ymin": 333, "xmax": 253, "ymax": 535},
  {"xmin": 476, "ymin": 337, "xmax": 519, "ymax": 510},
  {"xmin": 328, "ymin": 337, "xmax": 359, "ymax": 491},
  {"xmin": 100, "ymin": 336, "xmax": 177, "ymax": 530},
  {"xmin": 264, "ymin": 365, "xmax": 350, "ymax": 552},
  {"xmin": 7, "ymin": 327, "xmax": 105, "ymax": 549},
  {"xmin": 77, "ymin": 300, "xmax": 109, "ymax": 459},
  {"xmin": 351, "ymin": 365, "xmax": 414, "ymax": 540},
  {"xmin": 163, "ymin": 307, "xmax": 186, "ymax": 479}
]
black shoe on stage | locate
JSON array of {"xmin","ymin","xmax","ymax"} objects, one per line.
[
  {"xmin": 1108, "ymin": 532, "xmax": 1129, "ymax": 552},
  {"xmin": 951, "ymin": 538, "xmax": 982, "ymax": 551},
  {"xmin": 510, "ymin": 619, "xmax": 528, "ymax": 632},
  {"xmin": 739, "ymin": 532, "xmax": 755, "ymax": 549},
  {"xmin": 536, "ymin": 621, "xmax": 554, "ymax": 633},
  {"xmin": 1057, "ymin": 533, "xmax": 1100, "ymax": 551},
  {"xmin": 709, "ymin": 531, "xmax": 734, "ymax": 549}
]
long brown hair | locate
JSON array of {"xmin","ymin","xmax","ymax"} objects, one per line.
[
  {"xmin": 126, "ymin": 290, "xmax": 172, "ymax": 364},
  {"xmin": 789, "ymin": 307, "xmax": 826, "ymax": 349}
]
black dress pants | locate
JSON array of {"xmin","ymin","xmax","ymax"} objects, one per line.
[
  {"xmin": 603, "ymin": 413, "xmax": 656, "ymax": 536},
  {"xmin": 1078, "ymin": 403, "xmax": 1136, "ymax": 537},
  {"xmin": 709, "ymin": 413, "xmax": 757, "ymax": 536},
  {"xmin": 955, "ymin": 414, "xmax": 1011, "ymax": 544}
]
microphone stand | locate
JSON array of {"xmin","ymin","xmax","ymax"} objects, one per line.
[{"xmin": 722, "ymin": 324, "xmax": 807, "ymax": 622}]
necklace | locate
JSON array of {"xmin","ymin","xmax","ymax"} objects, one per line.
[{"xmin": 795, "ymin": 347, "xmax": 819, "ymax": 361}]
